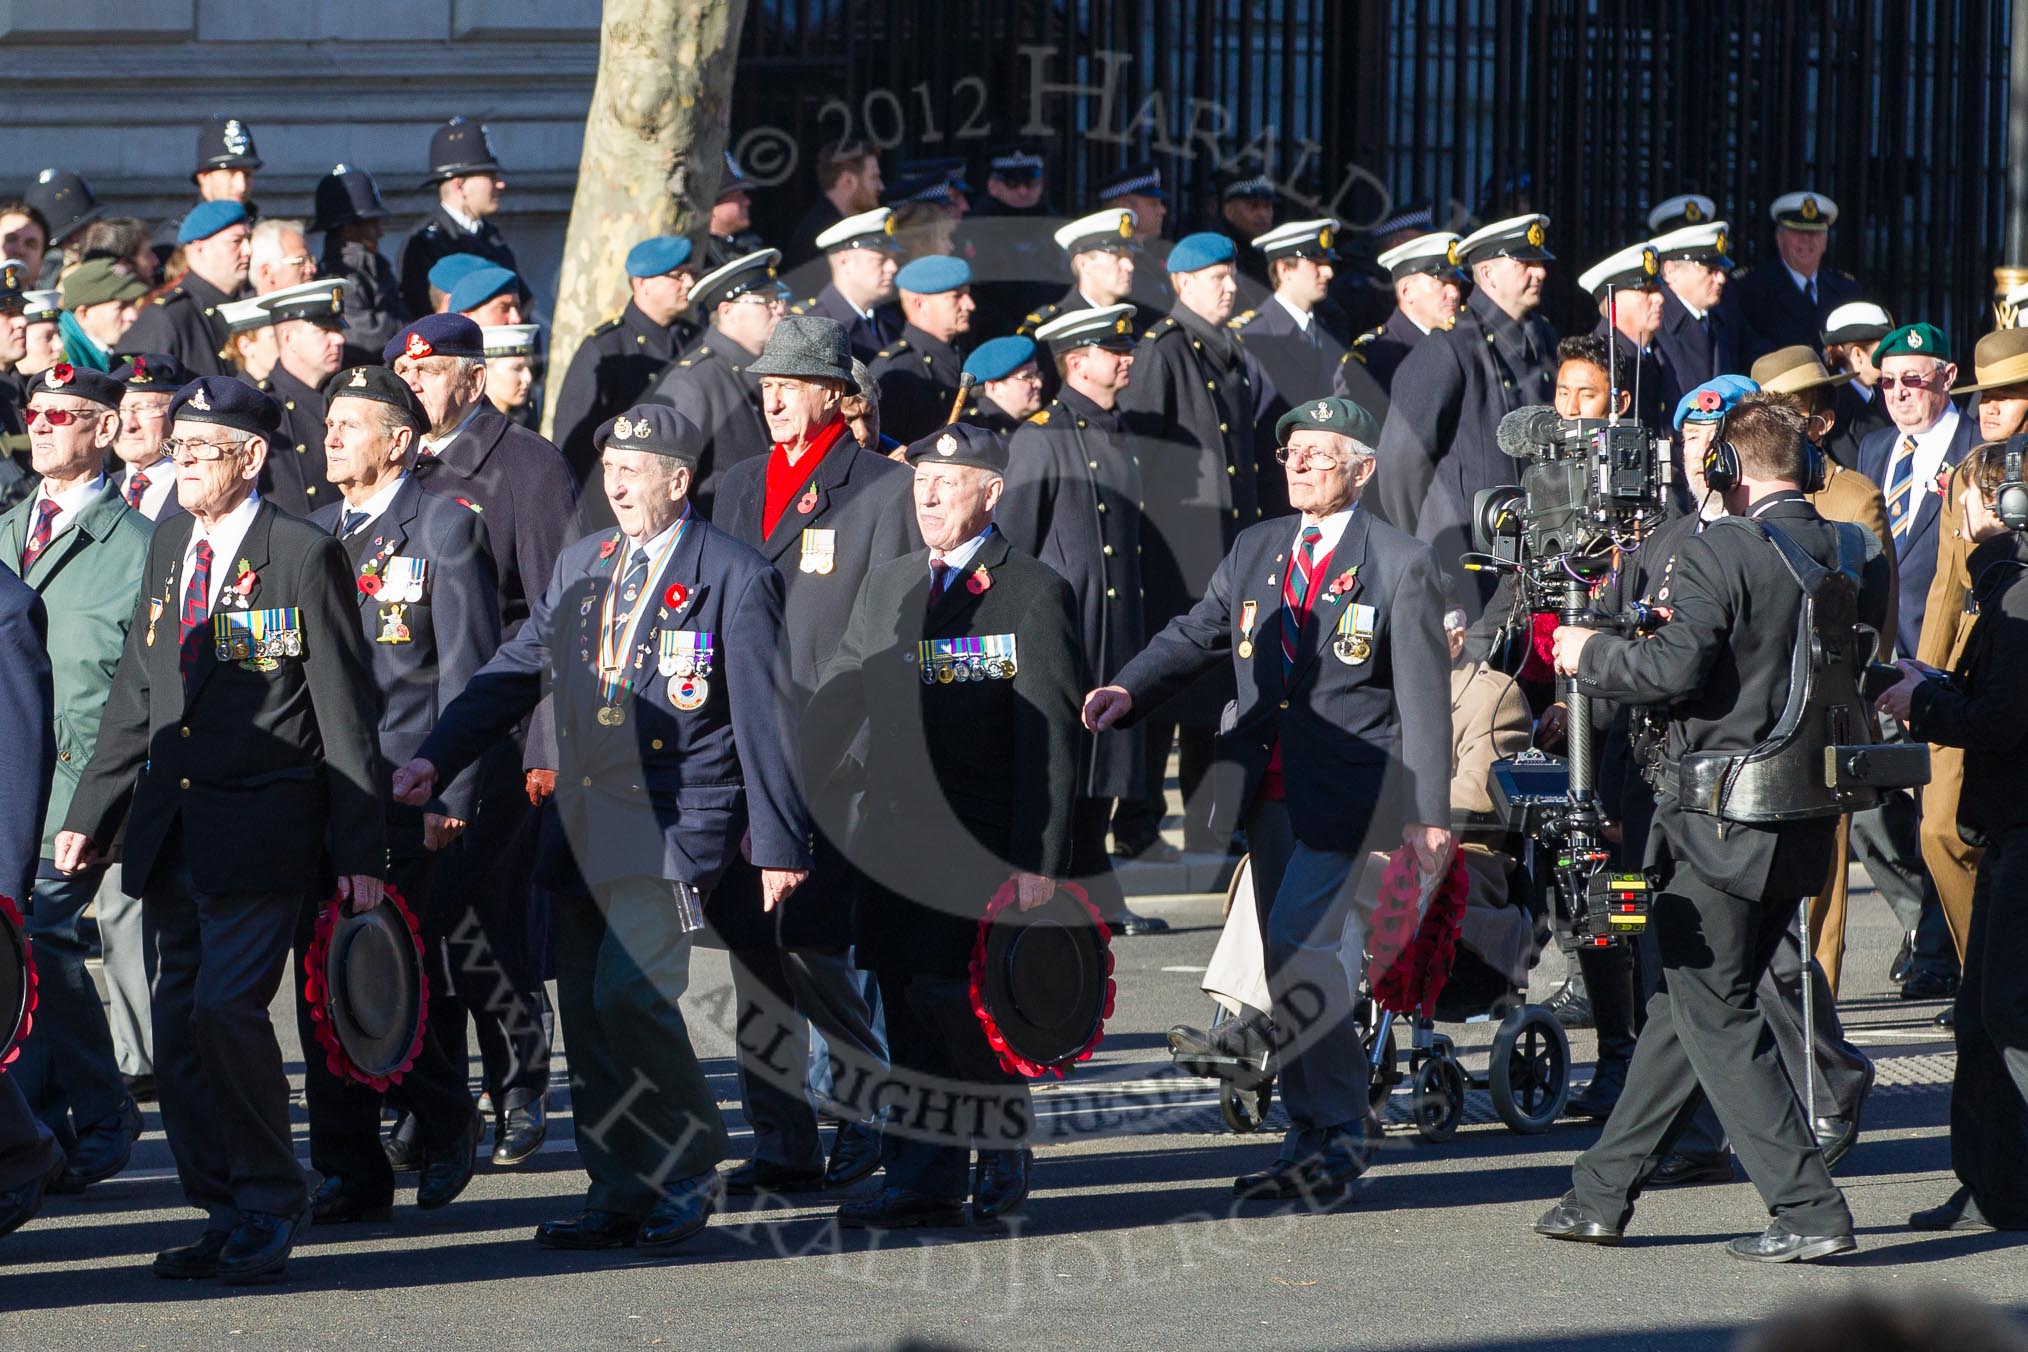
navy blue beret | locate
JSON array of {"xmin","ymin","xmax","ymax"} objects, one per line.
[
  {"xmin": 166, "ymin": 375, "xmax": 283, "ymax": 439},
  {"xmin": 595, "ymin": 403, "xmax": 706, "ymax": 463},
  {"xmin": 383, "ymin": 313, "xmax": 485, "ymax": 363},
  {"xmin": 904, "ymin": 421, "xmax": 1007, "ymax": 474},
  {"xmin": 177, "ymin": 199, "xmax": 248, "ymax": 246},
  {"xmin": 322, "ymin": 364, "xmax": 429, "ymax": 433},
  {"xmin": 26, "ymin": 362, "xmax": 124, "ymax": 409},
  {"xmin": 110, "ymin": 351, "xmax": 195, "ymax": 392},
  {"xmin": 625, "ymin": 236, "xmax": 695, "ymax": 278},
  {"xmin": 962, "ymin": 336, "xmax": 1038, "ymax": 384},
  {"xmin": 446, "ymin": 265, "xmax": 519, "ymax": 314},
  {"xmin": 895, "ymin": 255, "xmax": 972, "ymax": 295},
  {"xmin": 1167, "ymin": 231, "xmax": 1238, "ymax": 274}
]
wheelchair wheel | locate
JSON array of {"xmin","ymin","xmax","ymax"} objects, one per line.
[
  {"xmin": 1219, "ymin": 1076, "xmax": 1273, "ymax": 1133},
  {"xmin": 1411, "ymin": 1053, "xmax": 1467, "ymax": 1142},
  {"xmin": 1363, "ymin": 1021, "xmax": 1399, "ymax": 1113},
  {"xmin": 1488, "ymin": 1004, "xmax": 1570, "ymax": 1134}
]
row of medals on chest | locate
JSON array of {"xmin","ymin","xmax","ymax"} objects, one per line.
[{"xmin": 585, "ymin": 564, "xmax": 712, "ymax": 725}]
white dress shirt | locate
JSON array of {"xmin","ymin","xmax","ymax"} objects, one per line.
[
  {"xmin": 182, "ymin": 492, "xmax": 262, "ymax": 612},
  {"xmin": 1272, "ymin": 293, "xmax": 1314, "ymax": 333},
  {"xmin": 1892, "ymin": 405, "xmax": 1963, "ymax": 505},
  {"xmin": 119, "ymin": 462, "xmax": 177, "ymax": 520},
  {"xmin": 339, "ymin": 473, "xmax": 408, "ymax": 535},
  {"xmin": 1293, "ymin": 502, "xmax": 1358, "ymax": 557}
]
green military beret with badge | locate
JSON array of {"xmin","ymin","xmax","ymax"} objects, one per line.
[
  {"xmin": 1871, "ymin": 322, "xmax": 1950, "ymax": 364},
  {"xmin": 1274, "ymin": 395, "xmax": 1380, "ymax": 448}
]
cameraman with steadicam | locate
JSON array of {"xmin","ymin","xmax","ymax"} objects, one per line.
[
  {"xmin": 1530, "ymin": 398, "xmax": 1891, "ymax": 1263},
  {"xmin": 1877, "ymin": 436, "xmax": 2028, "ymax": 1234}
]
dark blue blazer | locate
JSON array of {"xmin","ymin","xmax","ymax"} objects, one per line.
[
  {"xmin": 310, "ymin": 477, "xmax": 503, "ymax": 840},
  {"xmin": 0, "ymin": 568, "xmax": 53, "ymax": 904},
  {"xmin": 1652, "ymin": 290, "xmax": 1738, "ymax": 397},
  {"xmin": 1111, "ymin": 506, "xmax": 1453, "ymax": 851},
  {"xmin": 418, "ymin": 517, "xmax": 811, "ymax": 893},
  {"xmin": 1857, "ymin": 412, "xmax": 1976, "ymax": 657}
]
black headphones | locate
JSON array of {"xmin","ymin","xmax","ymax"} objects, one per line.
[
  {"xmin": 1999, "ymin": 433, "xmax": 2028, "ymax": 530},
  {"xmin": 1701, "ymin": 410, "xmax": 1827, "ymax": 495}
]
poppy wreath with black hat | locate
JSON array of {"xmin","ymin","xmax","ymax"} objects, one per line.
[
  {"xmin": 967, "ymin": 880, "xmax": 1117, "ymax": 1079},
  {"xmin": 301, "ymin": 886, "xmax": 430, "ymax": 1092}
]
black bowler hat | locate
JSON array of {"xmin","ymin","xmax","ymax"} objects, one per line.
[
  {"xmin": 903, "ymin": 421, "xmax": 1009, "ymax": 475},
  {"xmin": 310, "ymin": 897, "xmax": 427, "ymax": 1087},
  {"xmin": 311, "ymin": 163, "xmax": 389, "ymax": 234},
  {"xmin": 422, "ymin": 116, "xmax": 503, "ymax": 187},
  {"xmin": 194, "ymin": 115, "xmax": 262, "ymax": 179},
  {"xmin": 0, "ymin": 894, "xmax": 32, "ymax": 1068},
  {"xmin": 23, "ymin": 167, "xmax": 103, "ymax": 247},
  {"xmin": 971, "ymin": 884, "xmax": 1115, "ymax": 1077},
  {"xmin": 324, "ymin": 364, "xmax": 429, "ymax": 433}
]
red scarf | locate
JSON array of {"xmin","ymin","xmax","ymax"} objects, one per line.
[{"xmin": 762, "ymin": 415, "xmax": 851, "ymax": 537}]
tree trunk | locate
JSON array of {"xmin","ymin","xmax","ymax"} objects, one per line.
[{"xmin": 540, "ymin": 0, "xmax": 748, "ymax": 439}]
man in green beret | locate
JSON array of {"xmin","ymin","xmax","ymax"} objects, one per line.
[{"xmin": 1087, "ymin": 393, "xmax": 1452, "ymax": 1206}]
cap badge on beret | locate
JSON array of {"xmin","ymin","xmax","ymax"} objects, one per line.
[
  {"xmin": 612, "ymin": 415, "xmax": 636, "ymax": 440},
  {"xmin": 1310, "ymin": 400, "xmax": 1332, "ymax": 421},
  {"xmin": 46, "ymin": 363, "xmax": 71, "ymax": 389},
  {"xmin": 347, "ymin": 367, "xmax": 369, "ymax": 388},
  {"xmin": 405, "ymin": 332, "xmax": 432, "ymax": 360},
  {"xmin": 936, "ymin": 432, "xmax": 957, "ymax": 457},
  {"xmin": 1526, "ymin": 221, "xmax": 1546, "ymax": 248},
  {"xmin": 1802, "ymin": 196, "xmax": 1820, "ymax": 221},
  {"xmin": 190, "ymin": 386, "xmax": 211, "ymax": 412},
  {"xmin": 1696, "ymin": 389, "xmax": 1722, "ymax": 412},
  {"xmin": 1908, "ymin": 330, "xmax": 1924, "ymax": 349},
  {"xmin": 131, "ymin": 357, "xmax": 153, "ymax": 384}
]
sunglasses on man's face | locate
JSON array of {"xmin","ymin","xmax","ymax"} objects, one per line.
[
  {"xmin": 25, "ymin": 405, "xmax": 100, "ymax": 426},
  {"xmin": 1878, "ymin": 370, "xmax": 1947, "ymax": 391}
]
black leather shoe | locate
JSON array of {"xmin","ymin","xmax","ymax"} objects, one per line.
[
  {"xmin": 722, "ymin": 1157, "xmax": 827, "ymax": 1196},
  {"xmin": 1888, "ymin": 928, "xmax": 1918, "ymax": 984},
  {"xmin": 533, "ymin": 1208, "xmax": 640, "ymax": 1250},
  {"xmin": 1105, "ymin": 908, "xmax": 1171, "ymax": 937},
  {"xmin": 824, "ymin": 1121, "xmax": 884, "ymax": 1189},
  {"xmin": 309, "ymin": 1175, "xmax": 393, "ymax": 1223},
  {"xmin": 639, "ymin": 1173, "xmax": 720, "ymax": 1251},
  {"xmin": 1910, "ymin": 1187, "xmax": 2019, "ymax": 1231},
  {"xmin": 416, "ymin": 1112, "xmax": 482, "ymax": 1211},
  {"xmin": 152, "ymin": 1226, "xmax": 233, "ymax": 1279},
  {"xmin": 1544, "ymin": 977, "xmax": 1593, "ymax": 1030},
  {"xmin": 1112, "ymin": 835, "xmax": 1179, "ymax": 864},
  {"xmin": 384, "ymin": 1112, "xmax": 422, "ymax": 1173},
  {"xmin": 492, "ymin": 1090, "xmax": 547, "ymax": 1167},
  {"xmin": 1648, "ymin": 1151, "xmax": 1736, "ymax": 1187},
  {"xmin": 1815, "ymin": 1058, "xmax": 1873, "ymax": 1173},
  {"xmin": 50, "ymin": 1096, "xmax": 142, "ymax": 1194},
  {"xmin": 1234, "ymin": 1157, "xmax": 1308, "ymax": 1200},
  {"xmin": 0, "ymin": 1154, "xmax": 64, "ymax": 1239},
  {"xmin": 1935, "ymin": 1005, "xmax": 1956, "ymax": 1029},
  {"xmin": 836, "ymin": 1187, "xmax": 968, "ymax": 1229},
  {"xmin": 1533, "ymin": 1194, "xmax": 1623, "ymax": 1245},
  {"xmin": 972, "ymin": 1149, "xmax": 1033, "ymax": 1223},
  {"xmin": 1566, "ymin": 1072, "xmax": 1624, "ymax": 1120},
  {"xmin": 1900, "ymin": 970, "xmax": 1959, "ymax": 1001},
  {"xmin": 1725, "ymin": 1222, "xmax": 1855, "ymax": 1263},
  {"xmin": 217, "ymin": 1210, "xmax": 302, "ymax": 1284},
  {"xmin": 1290, "ymin": 1155, "xmax": 1362, "ymax": 1209},
  {"xmin": 123, "ymin": 1073, "xmax": 157, "ymax": 1104}
]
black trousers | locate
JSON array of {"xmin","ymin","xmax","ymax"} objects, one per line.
[
  {"xmin": 1112, "ymin": 721, "xmax": 1221, "ymax": 852},
  {"xmin": 14, "ymin": 869, "xmax": 128, "ymax": 1136},
  {"xmin": 1951, "ymin": 827, "xmax": 2028, "ymax": 1225},
  {"xmin": 1070, "ymin": 797, "xmax": 1127, "ymax": 921},
  {"xmin": 729, "ymin": 943, "xmax": 887, "ymax": 1172},
  {"xmin": 143, "ymin": 843, "xmax": 308, "ymax": 1227},
  {"xmin": 875, "ymin": 969, "xmax": 1032, "ymax": 1200},
  {"xmin": 1572, "ymin": 860, "xmax": 1851, "ymax": 1237},
  {"xmin": 0, "ymin": 1075, "xmax": 62, "ymax": 1193},
  {"xmin": 1575, "ymin": 943, "xmax": 1637, "ymax": 1081},
  {"xmin": 290, "ymin": 853, "xmax": 476, "ymax": 1199}
]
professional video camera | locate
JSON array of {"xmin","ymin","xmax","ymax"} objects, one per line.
[{"xmin": 1470, "ymin": 406, "xmax": 1674, "ymax": 950}]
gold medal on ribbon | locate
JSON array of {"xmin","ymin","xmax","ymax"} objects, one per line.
[
  {"xmin": 1238, "ymin": 599, "xmax": 1258, "ymax": 660},
  {"xmin": 597, "ymin": 703, "xmax": 625, "ymax": 727}
]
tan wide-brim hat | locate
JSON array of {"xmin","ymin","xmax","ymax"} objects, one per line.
[
  {"xmin": 1749, "ymin": 344, "xmax": 1856, "ymax": 395},
  {"xmin": 1951, "ymin": 326, "xmax": 2028, "ymax": 394}
]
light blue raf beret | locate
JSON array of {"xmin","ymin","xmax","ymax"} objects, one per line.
[
  {"xmin": 1167, "ymin": 231, "xmax": 1238, "ymax": 274},
  {"xmin": 895, "ymin": 254, "xmax": 972, "ymax": 295},
  {"xmin": 962, "ymin": 335, "xmax": 1038, "ymax": 383},
  {"xmin": 625, "ymin": 235, "xmax": 695, "ymax": 278},
  {"xmin": 177, "ymin": 199, "xmax": 248, "ymax": 246}
]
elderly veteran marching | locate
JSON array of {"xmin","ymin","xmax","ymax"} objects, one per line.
[
  {"xmin": 998, "ymin": 304, "xmax": 1162, "ymax": 935},
  {"xmin": 2, "ymin": 363, "xmax": 153, "ymax": 1195},
  {"xmin": 394, "ymin": 402, "xmax": 810, "ymax": 1254},
  {"xmin": 803, "ymin": 420, "xmax": 1086, "ymax": 1230},
  {"xmin": 709, "ymin": 315, "xmax": 911, "ymax": 1196},
  {"xmin": 55, "ymin": 375, "xmax": 387, "ymax": 1284},
  {"xmin": 290, "ymin": 366, "xmax": 498, "ymax": 1224},
  {"xmin": 1085, "ymin": 396, "xmax": 1452, "ymax": 1206}
]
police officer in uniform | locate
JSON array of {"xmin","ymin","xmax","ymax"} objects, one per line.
[
  {"xmin": 552, "ymin": 236, "xmax": 700, "ymax": 481},
  {"xmin": 313, "ymin": 164, "xmax": 409, "ymax": 365},
  {"xmin": 157, "ymin": 116, "xmax": 263, "ymax": 246},
  {"xmin": 1116, "ymin": 231, "xmax": 1271, "ymax": 859},
  {"xmin": 646, "ymin": 249, "xmax": 782, "ymax": 518},
  {"xmin": 957, "ymin": 336, "xmax": 1044, "ymax": 436},
  {"xmin": 710, "ymin": 316, "xmax": 908, "ymax": 1194},
  {"xmin": 57, "ymin": 376, "xmax": 387, "ymax": 1283},
  {"xmin": 1085, "ymin": 395, "xmax": 1453, "ymax": 1205},
  {"xmin": 1376, "ymin": 213, "xmax": 1559, "ymax": 613},
  {"xmin": 1733, "ymin": 192, "xmax": 1861, "ymax": 361},
  {"xmin": 120, "ymin": 201, "xmax": 250, "ymax": 379},
  {"xmin": 297, "ymin": 366, "xmax": 490, "ymax": 1223},
  {"xmin": 868, "ymin": 256, "xmax": 975, "ymax": 444},
  {"xmin": 1000, "ymin": 305, "xmax": 1152, "ymax": 932},
  {"xmin": 398, "ymin": 118, "xmax": 519, "ymax": 321},
  {"xmin": 705, "ymin": 152, "xmax": 766, "ymax": 271},
  {"xmin": 255, "ymin": 279, "xmax": 351, "ymax": 516},
  {"xmin": 1532, "ymin": 398, "xmax": 1881, "ymax": 1262},
  {"xmin": 805, "ymin": 420, "xmax": 1084, "ymax": 1229},
  {"xmin": 394, "ymin": 403, "xmax": 811, "ymax": 1253},
  {"xmin": 789, "ymin": 208, "xmax": 902, "ymax": 365}
]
